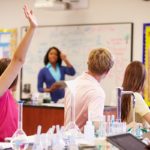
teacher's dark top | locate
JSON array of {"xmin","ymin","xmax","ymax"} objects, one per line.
[{"xmin": 37, "ymin": 66, "xmax": 75, "ymax": 103}]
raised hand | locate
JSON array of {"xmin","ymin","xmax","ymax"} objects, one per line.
[
  {"xmin": 23, "ymin": 4, "xmax": 38, "ymax": 28},
  {"xmin": 60, "ymin": 52, "xmax": 73, "ymax": 67},
  {"xmin": 60, "ymin": 52, "xmax": 67, "ymax": 61}
]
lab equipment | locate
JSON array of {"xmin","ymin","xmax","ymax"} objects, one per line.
[{"xmin": 11, "ymin": 101, "xmax": 28, "ymax": 150}]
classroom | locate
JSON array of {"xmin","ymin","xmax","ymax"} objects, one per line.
[{"xmin": 0, "ymin": 0, "xmax": 150, "ymax": 149}]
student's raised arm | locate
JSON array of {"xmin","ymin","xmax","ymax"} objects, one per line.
[{"xmin": 0, "ymin": 4, "xmax": 38, "ymax": 96}]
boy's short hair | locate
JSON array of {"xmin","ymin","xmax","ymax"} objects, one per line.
[{"xmin": 87, "ymin": 48, "xmax": 114, "ymax": 75}]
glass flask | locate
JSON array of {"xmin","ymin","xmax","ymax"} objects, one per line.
[
  {"xmin": 64, "ymin": 92, "xmax": 80, "ymax": 133},
  {"xmin": 64, "ymin": 83, "xmax": 81, "ymax": 138},
  {"xmin": 11, "ymin": 101, "xmax": 28, "ymax": 150}
]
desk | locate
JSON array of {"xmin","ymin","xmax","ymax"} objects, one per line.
[{"xmin": 23, "ymin": 104, "xmax": 117, "ymax": 135}]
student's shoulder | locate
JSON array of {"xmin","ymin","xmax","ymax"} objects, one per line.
[
  {"xmin": 134, "ymin": 92, "xmax": 143, "ymax": 100},
  {"xmin": 96, "ymin": 86, "xmax": 105, "ymax": 98},
  {"xmin": 134, "ymin": 92, "xmax": 145, "ymax": 104},
  {"xmin": 85, "ymin": 83, "xmax": 105, "ymax": 98}
]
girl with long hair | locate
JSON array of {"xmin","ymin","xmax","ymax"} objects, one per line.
[{"xmin": 121, "ymin": 61, "xmax": 150, "ymax": 126}]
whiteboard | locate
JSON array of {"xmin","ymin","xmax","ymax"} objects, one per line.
[{"xmin": 20, "ymin": 23, "xmax": 133, "ymax": 105}]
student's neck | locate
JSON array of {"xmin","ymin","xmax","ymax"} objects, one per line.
[{"xmin": 87, "ymin": 71, "xmax": 102, "ymax": 82}]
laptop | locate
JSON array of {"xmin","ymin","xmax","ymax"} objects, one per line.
[{"xmin": 107, "ymin": 133, "xmax": 150, "ymax": 150}]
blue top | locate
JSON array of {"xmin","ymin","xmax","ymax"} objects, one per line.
[{"xmin": 37, "ymin": 65, "xmax": 76, "ymax": 103}]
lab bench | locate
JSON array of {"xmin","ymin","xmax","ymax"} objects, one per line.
[{"xmin": 23, "ymin": 103, "xmax": 117, "ymax": 135}]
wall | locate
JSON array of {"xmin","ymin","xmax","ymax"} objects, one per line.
[
  {"xmin": 0, "ymin": 0, "xmax": 150, "ymax": 101},
  {"xmin": 0, "ymin": 0, "xmax": 150, "ymax": 60}
]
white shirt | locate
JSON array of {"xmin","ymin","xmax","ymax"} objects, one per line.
[
  {"xmin": 127, "ymin": 92, "xmax": 150, "ymax": 124},
  {"xmin": 64, "ymin": 72, "xmax": 105, "ymax": 131}
]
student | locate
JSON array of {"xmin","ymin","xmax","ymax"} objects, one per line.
[
  {"xmin": 121, "ymin": 61, "xmax": 150, "ymax": 126},
  {"xmin": 0, "ymin": 5, "xmax": 37, "ymax": 141},
  {"xmin": 37, "ymin": 47, "xmax": 76, "ymax": 103},
  {"xmin": 64, "ymin": 48, "xmax": 114, "ymax": 131}
]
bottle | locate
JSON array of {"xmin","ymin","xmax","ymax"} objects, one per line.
[
  {"xmin": 84, "ymin": 121, "xmax": 95, "ymax": 141},
  {"xmin": 98, "ymin": 115, "xmax": 106, "ymax": 137}
]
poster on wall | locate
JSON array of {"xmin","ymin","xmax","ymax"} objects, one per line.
[
  {"xmin": 0, "ymin": 29, "xmax": 17, "ymax": 58},
  {"xmin": 143, "ymin": 24, "xmax": 150, "ymax": 106}
]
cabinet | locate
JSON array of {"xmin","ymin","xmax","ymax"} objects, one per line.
[{"xmin": 23, "ymin": 104, "xmax": 117, "ymax": 135}]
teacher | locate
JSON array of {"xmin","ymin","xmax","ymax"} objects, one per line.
[{"xmin": 37, "ymin": 46, "xmax": 76, "ymax": 103}]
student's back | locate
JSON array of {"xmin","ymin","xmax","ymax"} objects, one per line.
[
  {"xmin": 121, "ymin": 61, "xmax": 150, "ymax": 127},
  {"xmin": 64, "ymin": 48, "xmax": 114, "ymax": 131},
  {"xmin": 64, "ymin": 72, "xmax": 105, "ymax": 131},
  {"xmin": 0, "ymin": 90, "xmax": 18, "ymax": 141}
]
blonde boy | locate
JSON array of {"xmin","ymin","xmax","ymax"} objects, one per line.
[{"xmin": 64, "ymin": 48, "xmax": 114, "ymax": 131}]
